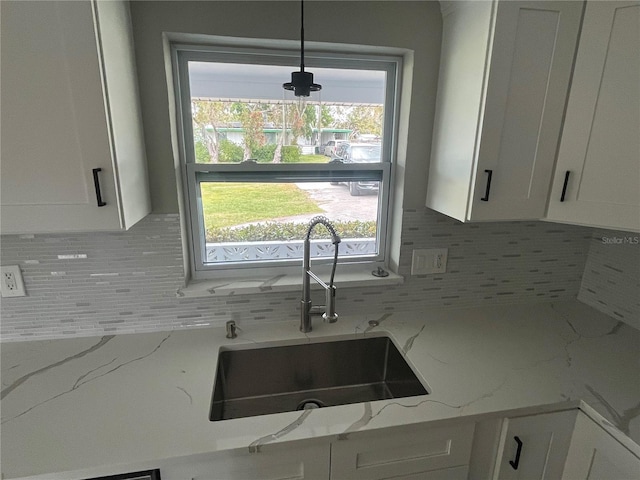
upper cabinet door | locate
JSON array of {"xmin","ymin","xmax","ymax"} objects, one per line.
[
  {"xmin": 470, "ymin": 1, "xmax": 584, "ymax": 221},
  {"xmin": 546, "ymin": 1, "xmax": 640, "ymax": 232},
  {"xmin": 427, "ymin": 1, "xmax": 583, "ymax": 223},
  {"xmin": 0, "ymin": 0, "xmax": 150, "ymax": 234}
]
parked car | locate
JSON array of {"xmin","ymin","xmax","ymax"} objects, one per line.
[
  {"xmin": 333, "ymin": 143, "xmax": 382, "ymax": 196},
  {"xmin": 323, "ymin": 140, "xmax": 348, "ymax": 157}
]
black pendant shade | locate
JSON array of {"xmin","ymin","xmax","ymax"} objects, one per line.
[
  {"xmin": 283, "ymin": 71, "xmax": 321, "ymax": 97},
  {"xmin": 283, "ymin": 0, "xmax": 321, "ymax": 97}
]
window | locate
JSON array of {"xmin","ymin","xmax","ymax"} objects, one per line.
[{"xmin": 173, "ymin": 44, "xmax": 400, "ymax": 278}]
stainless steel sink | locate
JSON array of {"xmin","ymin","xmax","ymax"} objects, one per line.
[{"xmin": 210, "ymin": 335, "xmax": 428, "ymax": 421}]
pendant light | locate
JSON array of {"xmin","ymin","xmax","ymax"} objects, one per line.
[{"xmin": 283, "ymin": 0, "xmax": 321, "ymax": 97}]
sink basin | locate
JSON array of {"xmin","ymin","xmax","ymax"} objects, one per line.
[{"xmin": 210, "ymin": 335, "xmax": 428, "ymax": 421}]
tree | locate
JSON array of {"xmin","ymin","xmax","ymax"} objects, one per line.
[
  {"xmin": 284, "ymin": 101, "xmax": 321, "ymax": 146},
  {"xmin": 322, "ymin": 105, "xmax": 383, "ymax": 140},
  {"xmin": 237, "ymin": 105, "xmax": 266, "ymax": 160},
  {"xmin": 316, "ymin": 105, "xmax": 333, "ymax": 143},
  {"xmin": 320, "ymin": 105, "xmax": 333, "ymax": 128},
  {"xmin": 191, "ymin": 100, "xmax": 232, "ymax": 163},
  {"xmin": 346, "ymin": 105, "xmax": 383, "ymax": 139},
  {"xmin": 285, "ymin": 101, "xmax": 305, "ymax": 146},
  {"xmin": 326, "ymin": 105, "xmax": 347, "ymax": 127},
  {"xmin": 272, "ymin": 131, "xmax": 284, "ymax": 163}
]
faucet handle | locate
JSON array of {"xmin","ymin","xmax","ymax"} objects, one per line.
[
  {"xmin": 323, "ymin": 285, "xmax": 338, "ymax": 323},
  {"xmin": 323, "ymin": 312, "xmax": 339, "ymax": 323}
]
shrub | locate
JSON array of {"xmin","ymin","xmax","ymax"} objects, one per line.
[
  {"xmin": 281, "ymin": 145, "xmax": 301, "ymax": 163},
  {"xmin": 218, "ymin": 139, "xmax": 243, "ymax": 163},
  {"xmin": 195, "ymin": 141, "xmax": 211, "ymax": 163},
  {"xmin": 253, "ymin": 143, "xmax": 277, "ymax": 163},
  {"xmin": 217, "ymin": 142, "xmax": 300, "ymax": 163},
  {"xmin": 206, "ymin": 220, "xmax": 376, "ymax": 243}
]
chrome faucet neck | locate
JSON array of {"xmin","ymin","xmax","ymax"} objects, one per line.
[
  {"xmin": 301, "ymin": 216, "xmax": 341, "ymax": 333},
  {"xmin": 304, "ymin": 216, "xmax": 341, "ymax": 244}
]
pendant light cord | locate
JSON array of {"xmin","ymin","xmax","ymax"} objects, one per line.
[
  {"xmin": 283, "ymin": 0, "xmax": 320, "ymax": 95},
  {"xmin": 300, "ymin": 0, "xmax": 305, "ymax": 72}
]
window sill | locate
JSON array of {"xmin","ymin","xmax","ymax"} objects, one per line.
[{"xmin": 176, "ymin": 265, "xmax": 403, "ymax": 298}]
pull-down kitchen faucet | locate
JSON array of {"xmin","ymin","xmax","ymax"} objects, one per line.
[{"xmin": 300, "ymin": 216, "xmax": 341, "ymax": 333}]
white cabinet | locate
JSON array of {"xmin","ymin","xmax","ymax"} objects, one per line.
[
  {"xmin": 562, "ymin": 411, "xmax": 640, "ymax": 480},
  {"xmin": 160, "ymin": 422, "xmax": 475, "ymax": 480},
  {"xmin": 493, "ymin": 408, "xmax": 640, "ymax": 480},
  {"xmin": 495, "ymin": 410, "xmax": 578, "ymax": 479},
  {"xmin": 161, "ymin": 441, "xmax": 330, "ymax": 480},
  {"xmin": 0, "ymin": 0, "xmax": 150, "ymax": 234},
  {"xmin": 331, "ymin": 422, "xmax": 475, "ymax": 480},
  {"xmin": 426, "ymin": 1, "xmax": 583, "ymax": 222},
  {"xmin": 127, "ymin": 409, "xmax": 640, "ymax": 480},
  {"xmin": 546, "ymin": 1, "xmax": 640, "ymax": 232}
]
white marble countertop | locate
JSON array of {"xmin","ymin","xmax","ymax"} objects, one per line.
[{"xmin": 2, "ymin": 300, "xmax": 639, "ymax": 479}]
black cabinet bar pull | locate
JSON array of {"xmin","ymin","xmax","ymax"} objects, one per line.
[
  {"xmin": 480, "ymin": 169, "xmax": 493, "ymax": 201},
  {"xmin": 509, "ymin": 436, "xmax": 523, "ymax": 470},
  {"xmin": 560, "ymin": 170, "xmax": 571, "ymax": 202},
  {"xmin": 92, "ymin": 168, "xmax": 107, "ymax": 207}
]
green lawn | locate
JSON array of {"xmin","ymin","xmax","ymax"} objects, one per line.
[
  {"xmin": 201, "ymin": 183, "xmax": 322, "ymax": 230},
  {"xmin": 201, "ymin": 154, "xmax": 331, "ymax": 240},
  {"xmin": 299, "ymin": 154, "xmax": 329, "ymax": 163}
]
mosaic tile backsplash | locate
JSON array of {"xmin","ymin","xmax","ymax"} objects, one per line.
[
  {"xmin": 1, "ymin": 210, "xmax": 634, "ymax": 342},
  {"xmin": 578, "ymin": 230, "xmax": 640, "ymax": 330}
]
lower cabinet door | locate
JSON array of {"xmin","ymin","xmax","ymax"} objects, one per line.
[
  {"xmin": 161, "ymin": 441, "xmax": 330, "ymax": 480},
  {"xmin": 496, "ymin": 410, "xmax": 578, "ymax": 480},
  {"xmin": 562, "ymin": 411, "xmax": 640, "ymax": 480},
  {"xmin": 380, "ymin": 465, "xmax": 469, "ymax": 480},
  {"xmin": 330, "ymin": 422, "xmax": 475, "ymax": 480}
]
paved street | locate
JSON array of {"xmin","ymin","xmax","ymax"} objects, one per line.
[{"xmin": 282, "ymin": 182, "xmax": 379, "ymax": 223}]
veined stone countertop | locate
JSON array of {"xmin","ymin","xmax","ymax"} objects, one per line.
[{"xmin": 1, "ymin": 300, "xmax": 639, "ymax": 479}]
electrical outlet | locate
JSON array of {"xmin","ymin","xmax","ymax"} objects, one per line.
[
  {"xmin": 411, "ymin": 248, "xmax": 448, "ymax": 275},
  {"xmin": 1, "ymin": 265, "xmax": 27, "ymax": 297}
]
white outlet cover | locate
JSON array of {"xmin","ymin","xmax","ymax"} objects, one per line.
[
  {"xmin": 1, "ymin": 265, "xmax": 27, "ymax": 297},
  {"xmin": 411, "ymin": 248, "xmax": 448, "ymax": 275}
]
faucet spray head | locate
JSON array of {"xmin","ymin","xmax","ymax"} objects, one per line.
[{"xmin": 305, "ymin": 216, "xmax": 341, "ymax": 244}]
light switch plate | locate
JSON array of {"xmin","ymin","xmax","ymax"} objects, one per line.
[
  {"xmin": 1, "ymin": 265, "xmax": 27, "ymax": 297},
  {"xmin": 411, "ymin": 248, "xmax": 448, "ymax": 275}
]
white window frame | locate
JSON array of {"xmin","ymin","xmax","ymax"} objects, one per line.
[{"xmin": 172, "ymin": 43, "xmax": 401, "ymax": 280}]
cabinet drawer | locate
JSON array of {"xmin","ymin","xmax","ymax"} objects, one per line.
[
  {"xmin": 331, "ymin": 422, "xmax": 475, "ymax": 480},
  {"xmin": 161, "ymin": 442, "xmax": 329, "ymax": 480},
  {"xmin": 383, "ymin": 465, "xmax": 469, "ymax": 480}
]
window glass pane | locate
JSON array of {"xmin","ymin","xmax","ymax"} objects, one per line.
[
  {"xmin": 188, "ymin": 61, "xmax": 386, "ymax": 164},
  {"xmin": 180, "ymin": 51, "xmax": 396, "ymax": 272},
  {"xmin": 200, "ymin": 180, "xmax": 380, "ymax": 265}
]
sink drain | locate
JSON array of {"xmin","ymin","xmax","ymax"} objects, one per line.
[{"xmin": 297, "ymin": 399, "xmax": 325, "ymax": 410}]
